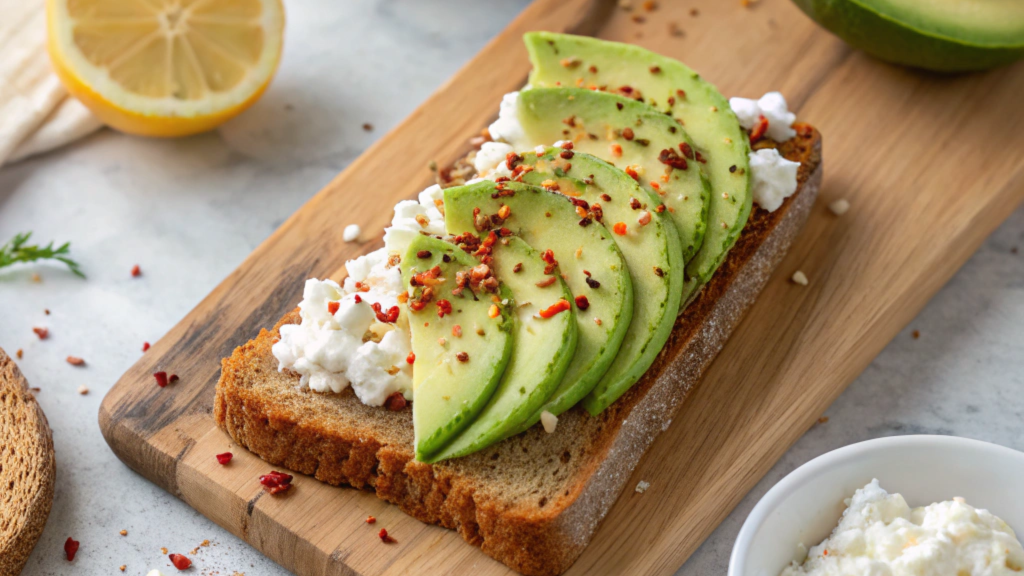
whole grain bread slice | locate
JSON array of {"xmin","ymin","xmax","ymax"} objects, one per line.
[
  {"xmin": 0, "ymin": 348, "xmax": 56, "ymax": 576},
  {"xmin": 215, "ymin": 128, "xmax": 822, "ymax": 576}
]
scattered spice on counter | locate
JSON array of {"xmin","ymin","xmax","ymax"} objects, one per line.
[
  {"xmin": 154, "ymin": 371, "xmax": 169, "ymax": 387},
  {"xmin": 131, "ymin": 264, "xmax": 141, "ymax": 277},
  {"xmin": 44, "ymin": 308, "xmax": 50, "ymax": 315},
  {"xmin": 33, "ymin": 327, "xmax": 49, "ymax": 339},
  {"xmin": 216, "ymin": 452, "xmax": 233, "ymax": 465},
  {"xmin": 64, "ymin": 537, "xmax": 80, "ymax": 561},
  {"xmin": 912, "ymin": 330, "xmax": 920, "ymax": 339},
  {"xmin": 366, "ymin": 516, "xmax": 376, "ymax": 524},
  {"xmin": 378, "ymin": 528, "xmax": 396, "ymax": 544},
  {"xmin": 16, "ymin": 349, "xmax": 23, "ymax": 359},
  {"xmin": 142, "ymin": 341, "xmax": 151, "ymax": 352},
  {"xmin": 169, "ymin": 553, "xmax": 192, "ymax": 570},
  {"xmin": 362, "ymin": 123, "xmax": 373, "ymax": 132},
  {"xmin": 818, "ymin": 416, "xmax": 830, "ymax": 424},
  {"xmin": 161, "ymin": 547, "xmax": 168, "ymax": 554},
  {"xmin": 168, "ymin": 374, "xmax": 179, "ymax": 384},
  {"xmin": 67, "ymin": 356, "xmax": 86, "ymax": 366},
  {"xmin": 120, "ymin": 530, "xmax": 128, "ymax": 536},
  {"xmin": 77, "ymin": 385, "xmax": 89, "ymax": 395},
  {"xmin": 119, "ymin": 565, "xmax": 126, "ymax": 572}
]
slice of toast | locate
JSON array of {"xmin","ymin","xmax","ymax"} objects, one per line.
[
  {"xmin": 215, "ymin": 127, "xmax": 822, "ymax": 576},
  {"xmin": 0, "ymin": 348, "xmax": 56, "ymax": 576}
]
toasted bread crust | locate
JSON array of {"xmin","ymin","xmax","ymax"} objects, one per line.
[
  {"xmin": 0, "ymin": 349, "xmax": 56, "ymax": 576},
  {"xmin": 215, "ymin": 129, "xmax": 822, "ymax": 576}
]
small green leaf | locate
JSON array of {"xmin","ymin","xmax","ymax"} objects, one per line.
[{"xmin": 0, "ymin": 232, "xmax": 85, "ymax": 278}]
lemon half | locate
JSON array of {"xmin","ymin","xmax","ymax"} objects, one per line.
[{"xmin": 47, "ymin": 0, "xmax": 285, "ymax": 137}]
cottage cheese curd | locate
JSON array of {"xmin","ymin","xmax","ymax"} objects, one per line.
[
  {"xmin": 271, "ymin": 184, "xmax": 450, "ymax": 406},
  {"xmin": 781, "ymin": 479, "xmax": 1024, "ymax": 576},
  {"xmin": 730, "ymin": 91, "xmax": 797, "ymax": 142}
]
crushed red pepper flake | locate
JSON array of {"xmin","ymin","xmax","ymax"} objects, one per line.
[
  {"xmin": 385, "ymin": 392, "xmax": 408, "ymax": 411},
  {"xmin": 169, "ymin": 553, "xmax": 192, "ymax": 570},
  {"xmin": 574, "ymin": 295, "xmax": 590, "ymax": 310},
  {"xmin": 33, "ymin": 327, "xmax": 49, "ymax": 339},
  {"xmin": 366, "ymin": 516, "xmax": 376, "ymax": 524},
  {"xmin": 539, "ymin": 299, "xmax": 571, "ymax": 319},
  {"xmin": 327, "ymin": 301, "xmax": 340, "ymax": 315},
  {"xmin": 131, "ymin": 264, "xmax": 141, "ymax": 277},
  {"xmin": 216, "ymin": 452, "xmax": 233, "ymax": 465},
  {"xmin": 142, "ymin": 341, "xmax": 151, "ymax": 352},
  {"xmin": 153, "ymin": 371, "xmax": 169, "ymax": 387},
  {"xmin": 64, "ymin": 537, "xmax": 80, "ymax": 561},
  {"xmin": 16, "ymin": 349, "xmax": 23, "ymax": 359},
  {"xmin": 456, "ymin": 351, "xmax": 469, "ymax": 363},
  {"xmin": 749, "ymin": 114, "xmax": 769, "ymax": 144},
  {"xmin": 169, "ymin": 374, "xmax": 179, "ymax": 384},
  {"xmin": 66, "ymin": 356, "xmax": 85, "ymax": 366},
  {"xmin": 379, "ymin": 528, "xmax": 396, "ymax": 543}
]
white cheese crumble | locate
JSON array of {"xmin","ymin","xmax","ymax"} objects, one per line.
[
  {"xmin": 474, "ymin": 141, "xmax": 514, "ymax": 177},
  {"xmin": 271, "ymin": 184, "xmax": 450, "ymax": 406},
  {"xmin": 749, "ymin": 148, "xmax": 800, "ymax": 212},
  {"xmin": 791, "ymin": 270, "xmax": 809, "ymax": 286},
  {"xmin": 781, "ymin": 479, "xmax": 1024, "ymax": 576},
  {"xmin": 635, "ymin": 480, "xmax": 650, "ymax": 493},
  {"xmin": 343, "ymin": 224, "xmax": 361, "ymax": 242},
  {"xmin": 487, "ymin": 91, "xmax": 527, "ymax": 149},
  {"xmin": 730, "ymin": 91, "xmax": 797, "ymax": 142},
  {"xmin": 829, "ymin": 199, "xmax": 850, "ymax": 216}
]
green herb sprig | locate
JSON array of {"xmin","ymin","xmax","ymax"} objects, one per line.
[{"xmin": 0, "ymin": 232, "xmax": 85, "ymax": 278}]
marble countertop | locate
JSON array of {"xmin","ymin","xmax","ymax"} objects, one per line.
[{"xmin": 1, "ymin": 2, "xmax": 1021, "ymax": 575}]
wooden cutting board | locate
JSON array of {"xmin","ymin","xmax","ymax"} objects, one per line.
[{"xmin": 99, "ymin": 0, "xmax": 1024, "ymax": 574}]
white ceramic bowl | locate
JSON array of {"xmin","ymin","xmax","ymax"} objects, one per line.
[{"xmin": 729, "ymin": 435, "xmax": 1024, "ymax": 576}]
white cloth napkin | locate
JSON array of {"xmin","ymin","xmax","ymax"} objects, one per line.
[{"xmin": 0, "ymin": 0, "xmax": 102, "ymax": 166}]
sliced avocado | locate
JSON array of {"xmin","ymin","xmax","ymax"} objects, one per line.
[
  {"xmin": 508, "ymin": 148, "xmax": 684, "ymax": 417},
  {"xmin": 509, "ymin": 87, "xmax": 710, "ymax": 269},
  {"xmin": 402, "ymin": 235, "xmax": 514, "ymax": 461},
  {"xmin": 443, "ymin": 180, "xmax": 632, "ymax": 417},
  {"xmin": 524, "ymin": 33, "xmax": 751, "ymax": 297},
  {"xmin": 792, "ymin": 0, "xmax": 1024, "ymax": 72},
  {"xmin": 426, "ymin": 234, "xmax": 577, "ymax": 462}
]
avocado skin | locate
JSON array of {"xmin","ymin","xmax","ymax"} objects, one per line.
[{"xmin": 792, "ymin": 0, "xmax": 1024, "ymax": 72}]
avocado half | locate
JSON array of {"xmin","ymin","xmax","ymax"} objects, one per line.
[{"xmin": 792, "ymin": 0, "xmax": 1024, "ymax": 71}]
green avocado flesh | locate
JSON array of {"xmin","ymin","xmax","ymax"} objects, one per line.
[
  {"xmin": 524, "ymin": 32, "xmax": 752, "ymax": 296},
  {"xmin": 511, "ymin": 87, "xmax": 710, "ymax": 268},
  {"xmin": 403, "ymin": 235, "xmax": 514, "ymax": 461},
  {"xmin": 443, "ymin": 180, "xmax": 633, "ymax": 420},
  {"xmin": 425, "ymin": 234, "xmax": 577, "ymax": 463},
  {"xmin": 508, "ymin": 149, "xmax": 684, "ymax": 417},
  {"xmin": 791, "ymin": 0, "xmax": 1024, "ymax": 71}
]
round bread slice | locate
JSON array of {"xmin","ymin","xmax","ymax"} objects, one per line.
[{"xmin": 0, "ymin": 348, "xmax": 56, "ymax": 576}]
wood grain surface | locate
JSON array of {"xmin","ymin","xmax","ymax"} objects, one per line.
[{"xmin": 98, "ymin": 0, "xmax": 1024, "ymax": 574}]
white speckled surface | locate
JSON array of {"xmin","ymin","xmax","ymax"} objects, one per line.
[{"xmin": 1, "ymin": 2, "xmax": 1021, "ymax": 575}]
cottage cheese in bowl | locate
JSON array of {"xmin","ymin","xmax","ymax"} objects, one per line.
[{"xmin": 781, "ymin": 479, "xmax": 1024, "ymax": 576}]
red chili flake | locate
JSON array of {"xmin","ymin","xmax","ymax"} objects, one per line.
[
  {"xmin": 416, "ymin": 250, "xmax": 432, "ymax": 259},
  {"xmin": 559, "ymin": 149, "xmax": 574, "ymax": 160},
  {"xmin": 259, "ymin": 470, "xmax": 293, "ymax": 495},
  {"xmin": 455, "ymin": 351, "xmax": 469, "ymax": 363},
  {"xmin": 409, "ymin": 300, "xmax": 426, "ymax": 312},
  {"xmin": 385, "ymin": 392, "xmax": 408, "ymax": 411},
  {"xmin": 539, "ymin": 299, "xmax": 571, "ymax": 319},
  {"xmin": 371, "ymin": 302, "xmax": 400, "ymax": 323},
  {"xmin": 610, "ymin": 143, "xmax": 623, "ymax": 158},
  {"xmin": 169, "ymin": 374, "xmax": 179, "ymax": 384},
  {"xmin": 66, "ymin": 356, "xmax": 85, "ymax": 366},
  {"xmin": 574, "ymin": 295, "xmax": 590, "ymax": 310},
  {"xmin": 624, "ymin": 166, "xmax": 640, "ymax": 181},
  {"xmin": 629, "ymin": 197, "xmax": 642, "ymax": 210},
  {"xmin": 169, "ymin": 553, "xmax": 192, "ymax": 570},
  {"xmin": 505, "ymin": 152, "xmax": 523, "ymax": 171},
  {"xmin": 131, "ymin": 264, "xmax": 141, "ymax": 277},
  {"xmin": 366, "ymin": 516, "xmax": 377, "ymax": 524},
  {"xmin": 354, "ymin": 294, "xmax": 362, "ymax": 303},
  {"xmin": 649, "ymin": 65, "xmax": 661, "ymax": 74},
  {"xmin": 535, "ymin": 276, "xmax": 557, "ymax": 288},
  {"xmin": 379, "ymin": 528, "xmax": 396, "ymax": 543},
  {"xmin": 327, "ymin": 301, "xmax": 340, "ymax": 315},
  {"xmin": 153, "ymin": 371, "xmax": 169, "ymax": 387},
  {"xmin": 621, "ymin": 127, "xmax": 635, "ymax": 141},
  {"xmin": 613, "ymin": 222, "xmax": 627, "ymax": 235},
  {"xmin": 658, "ymin": 148, "xmax": 688, "ymax": 170},
  {"xmin": 541, "ymin": 249, "xmax": 556, "ymax": 264},
  {"xmin": 436, "ymin": 299, "xmax": 453, "ymax": 318},
  {"xmin": 216, "ymin": 452, "xmax": 233, "ymax": 465},
  {"xmin": 64, "ymin": 537, "xmax": 80, "ymax": 561},
  {"xmin": 749, "ymin": 114, "xmax": 769, "ymax": 144},
  {"xmin": 33, "ymin": 327, "xmax": 49, "ymax": 339},
  {"xmin": 406, "ymin": 352, "xmax": 416, "ymax": 364},
  {"xmin": 638, "ymin": 211, "xmax": 652, "ymax": 226},
  {"xmin": 142, "ymin": 341, "xmax": 151, "ymax": 352},
  {"xmin": 654, "ymin": 267, "xmax": 665, "ymax": 277},
  {"xmin": 679, "ymin": 142, "xmax": 695, "ymax": 160},
  {"xmin": 452, "ymin": 325, "xmax": 462, "ymax": 338}
]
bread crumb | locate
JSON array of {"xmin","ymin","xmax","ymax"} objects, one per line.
[
  {"xmin": 912, "ymin": 329, "xmax": 920, "ymax": 339},
  {"xmin": 120, "ymin": 529, "xmax": 128, "ymax": 536},
  {"xmin": 791, "ymin": 270, "xmax": 809, "ymax": 286},
  {"xmin": 160, "ymin": 547, "xmax": 168, "ymax": 555},
  {"xmin": 635, "ymin": 480, "xmax": 650, "ymax": 493},
  {"xmin": 343, "ymin": 224, "xmax": 361, "ymax": 243},
  {"xmin": 16, "ymin": 349, "xmax": 23, "ymax": 359},
  {"xmin": 119, "ymin": 565, "xmax": 126, "ymax": 572},
  {"xmin": 817, "ymin": 416, "xmax": 829, "ymax": 424},
  {"xmin": 828, "ymin": 199, "xmax": 850, "ymax": 216},
  {"xmin": 77, "ymin": 385, "xmax": 89, "ymax": 395},
  {"xmin": 362, "ymin": 123, "xmax": 373, "ymax": 132},
  {"xmin": 540, "ymin": 411, "xmax": 558, "ymax": 433},
  {"xmin": 201, "ymin": 539, "xmax": 210, "ymax": 547}
]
